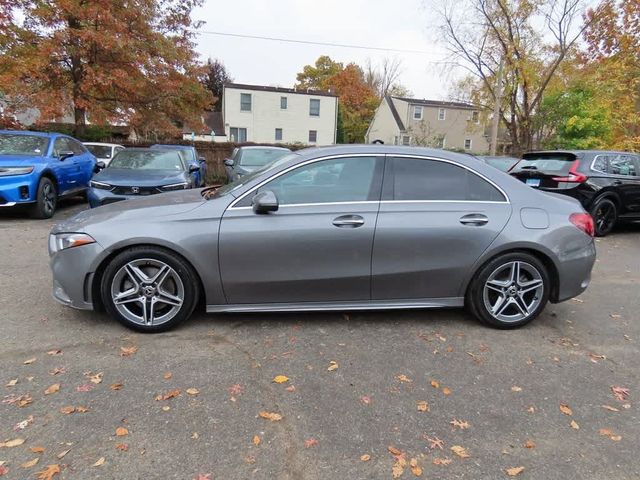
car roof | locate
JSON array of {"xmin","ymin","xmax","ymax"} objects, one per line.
[
  {"xmin": 238, "ymin": 146, "xmax": 291, "ymax": 151},
  {"xmin": 292, "ymin": 144, "xmax": 480, "ymax": 164},
  {"xmin": 150, "ymin": 144, "xmax": 194, "ymax": 150},
  {"xmin": 83, "ymin": 142, "xmax": 123, "ymax": 147},
  {"xmin": 525, "ymin": 150, "xmax": 635, "ymax": 156},
  {"xmin": 0, "ymin": 129, "xmax": 57, "ymax": 138}
]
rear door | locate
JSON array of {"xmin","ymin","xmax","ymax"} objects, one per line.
[
  {"xmin": 510, "ymin": 152, "xmax": 580, "ymax": 189},
  {"xmin": 371, "ymin": 155, "xmax": 511, "ymax": 300},
  {"xmin": 608, "ymin": 154, "xmax": 640, "ymax": 213},
  {"xmin": 219, "ymin": 155, "xmax": 384, "ymax": 304}
]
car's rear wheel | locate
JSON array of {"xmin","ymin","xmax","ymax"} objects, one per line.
[
  {"xmin": 590, "ymin": 197, "xmax": 617, "ymax": 237},
  {"xmin": 101, "ymin": 247, "xmax": 199, "ymax": 332},
  {"xmin": 30, "ymin": 177, "xmax": 57, "ymax": 219},
  {"xmin": 468, "ymin": 252, "xmax": 550, "ymax": 329}
]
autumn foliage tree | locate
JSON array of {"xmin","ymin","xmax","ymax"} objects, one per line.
[
  {"xmin": 201, "ymin": 58, "xmax": 232, "ymax": 112},
  {"xmin": 0, "ymin": 0, "xmax": 212, "ymax": 138}
]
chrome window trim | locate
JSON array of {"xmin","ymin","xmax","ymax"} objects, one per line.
[
  {"xmin": 591, "ymin": 153, "xmax": 640, "ymax": 178},
  {"xmin": 228, "ymin": 152, "xmax": 510, "ymax": 210},
  {"xmin": 590, "ymin": 154, "xmax": 609, "ymax": 174}
]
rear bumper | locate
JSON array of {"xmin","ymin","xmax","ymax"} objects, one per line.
[{"xmin": 553, "ymin": 238, "xmax": 597, "ymax": 303}]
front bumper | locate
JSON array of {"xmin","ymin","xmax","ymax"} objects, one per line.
[
  {"xmin": 0, "ymin": 174, "xmax": 37, "ymax": 206},
  {"xmin": 88, "ymin": 187, "xmax": 152, "ymax": 208},
  {"xmin": 50, "ymin": 240, "xmax": 104, "ymax": 310}
]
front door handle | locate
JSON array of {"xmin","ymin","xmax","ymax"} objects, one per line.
[
  {"xmin": 333, "ymin": 215, "xmax": 365, "ymax": 228},
  {"xmin": 460, "ymin": 213, "xmax": 489, "ymax": 226},
  {"xmin": 613, "ymin": 180, "xmax": 623, "ymax": 185}
]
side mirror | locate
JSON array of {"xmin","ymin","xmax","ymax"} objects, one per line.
[
  {"xmin": 252, "ymin": 190, "xmax": 279, "ymax": 214},
  {"xmin": 198, "ymin": 157, "xmax": 206, "ymax": 163},
  {"xmin": 224, "ymin": 158, "xmax": 234, "ymax": 167},
  {"xmin": 93, "ymin": 161, "xmax": 106, "ymax": 173},
  {"xmin": 189, "ymin": 164, "xmax": 200, "ymax": 173},
  {"xmin": 59, "ymin": 151, "xmax": 75, "ymax": 161}
]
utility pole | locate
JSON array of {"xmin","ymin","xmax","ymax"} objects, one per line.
[{"xmin": 489, "ymin": 58, "xmax": 504, "ymax": 156}]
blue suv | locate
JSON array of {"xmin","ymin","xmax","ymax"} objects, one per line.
[{"xmin": 0, "ymin": 130, "xmax": 96, "ymax": 218}]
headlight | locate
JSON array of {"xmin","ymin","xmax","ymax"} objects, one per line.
[
  {"xmin": 0, "ymin": 166, "xmax": 35, "ymax": 177},
  {"xmin": 49, "ymin": 233, "xmax": 96, "ymax": 253},
  {"xmin": 160, "ymin": 182, "xmax": 189, "ymax": 191},
  {"xmin": 90, "ymin": 180, "xmax": 113, "ymax": 190}
]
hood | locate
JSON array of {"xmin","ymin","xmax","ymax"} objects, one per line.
[
  {"xmin": 93, "ymin": 168, "xmax": 187, "ymax": 186},
  {"xmin": 0, "ymin": 154, "xmax": 46, "ymax": 166},
  {"xmin": 51, "ymin": 188, "xmax": 208, "ymax": 234}
]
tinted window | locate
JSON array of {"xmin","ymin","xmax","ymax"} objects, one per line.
[
  {"xmin": 592, "ymin": 155, "xmax": 608, "ymax": 173},
  {"xmin": 608, "ymin": 154, "xmax": 637, "ymax": 176},
  {"xmin": 256, "ymin": 157, "xmax": 380, "ymax": 205},
  {"xmin": 513, "ymin": 153, "xmax": 577, "ymax": 174},
  {"xmin": 0, "ymin": 134, "xmax": 48, "ymax": 156},
  {"xmin": 238, "ymin": 148, "xmax": 289, "ymax": 167},
  {"xmin": 388, "ymin": 157, "xmax": 505, "ymax": 202}
]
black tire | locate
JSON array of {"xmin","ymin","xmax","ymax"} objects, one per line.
[
  {"xmin": 467, "ymin": 252, "xmax": 550, "ymax": 329},
  {"xmin": 30, "ymin": 176, "xmax": 57, "ymax": 219},
  {"xmin": 100, "ymin": 246, "xmax": 200, "ymax": 333},
  {"xmin": 590, "ymin": 197, "xmax": 617, "ymax": 237}
]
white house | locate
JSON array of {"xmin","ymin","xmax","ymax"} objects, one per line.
[
  {"xmin": 365, "ymin": 96, "xmax": 489, "ymax": 154},
  {"xmin": 222, "ymin": 83, "xmax": 338, "ymax": 145}
]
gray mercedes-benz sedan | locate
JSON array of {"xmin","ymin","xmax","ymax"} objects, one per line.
[{"xmin": 49, "ymin": 145, "xmax": 596, "ymax": 332}]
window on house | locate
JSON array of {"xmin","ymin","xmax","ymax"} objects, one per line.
[
  {"xmin": 309, "ymin": 99, "xmax": 320, "ymax": 116},
  {"xmin": 464, "ymin": 139, "xmax": 472, "ymax": 150},
  {"xmin": 240, "ymin": 93, "xmax": 252, "ymax": 112},
  {"xmin": 402, "ymin": 135, "xmax": 410, "ymax": 146},
  {"xmin": 308, "ymin": 130, "xmax": 317, "ymax": 143},
  {"xmin": 472, "ymin": 111, "xmax": 479, "ymax": 123},
  {"xmin": 230, "ymin": 127, "xmax": 247, "ymax": 143},
  {"xmin": 438, "ymin": 108, "xmax": 446, "ymax": 121},
  {"xmin": 413, "ymin": 106, "xmax": 423, "ymax": 120},
  {"xmin": 280, "ymin": 97, "xmax": 287, "ymax": 109},
  {"xmin": 275, "ymin": 128, "xmax": 283, "ymax": 141}
]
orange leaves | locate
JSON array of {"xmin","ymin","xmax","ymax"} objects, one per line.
[
  {"xmin": 303, "ymin": 438, "xmax": 318, "ymax": 448},
  {"xmin": 599, "ymin": 428, "xmax": 622, "ymax": 441},
  {"xmin": 450, "ymin": 445, "xmax": 470, "ymax": 458},
  {"xmin": 523, "ymin": 440, "xmax": 536, "ymax": 449},
  {"xmin": 21, "ymin": 457, "xmax": 39, "ymax": 468},
  {"xmin": 416, "ymin": 401, "xmax": 429, "ymax": 412},
  {"xmin": 360, "ymin": 454, "xmax": 371, "ymax": 461},
  {"xmin": 110, "ymin": 383, "xmax": 124, "ymax": 391},
  {"xmin": 387, "ymin": 446, "xmax": 402, "ymax": 456},
  {"xmin": 442, "ymin": 387, "xmax": 452, "ymax": 396},
  {"xmin": 115, "ymin": 427, "xmax": 129, "ymax": 436},
  {"xmin": 155, "ymin": 389, "xmax": 180, "ymax": 401},
  {"xmin": 611, "ymin": 386, "xmax": 629, "ymax": 402},
  {"xmin": 30, "ymin": 447, "xmax": 45, "ymax": 453},
  {"xmin": 396, "ymin": 374, "xmax": 412, "ymax": 383},
  {"xmin": 450, "ymin": 418, "xmax": 470, "ymax": 430},
  {"xmin": 327, "ymin": 361, "xmax": 339, "ymax": 372},
  {"xmin": 559, "ymin": 403, "xmax": 573, "ymax": 416},
  {"xmin": 115, "ymin": 443, "xmax": 129, "ymax": 451},
  {"xmin": 430, "ymin": 380, "xmax": 440, "ymax": 388},
  {"xmin": 410, "ymin": 458, "xmax": 422, "ymax": 476},
  {"xmin": 272, "ymin": 375, "xmax": 289, "ymax": 384},
  {"xmin": 60, "ymin": 406, "xmax": 89, "ymax": 414},
  {"xmin": 35, "ymin": 464, "xmax": 60, "ymax": 480},
  {"xmin": 87, "ymin": 372, "xmax": 103, "ymax": 384},
  {"xmin": 506, "ymin": 466, "xmax": 525, "ymax": 476},
  {"xmin": 0, "ymin": 438, "xmax": 25, "ymax": 448},
  {"xmin": 44, "ymin": 383, "xmax": 60, "ymax": 395},
  {"xmin": 570, "ymin": 420, "xmax": 580, "ymax": 430},
  {"xmin": 92, "ymin": 457, "xmax": 106, "ymax": 467},
  {"xmin": 252, "ymin": 435, "xmax": 261, "ymax": 446},
  {"xmin": 186, "ymin": 388, "xmax": 200, "ymax": 396},
  {"xmin": 259, "ymin": 411, "xmax": 282, "ymax": 422},
  {"xmin": 120, "ymin": 346, "xmax": 138, "ymax": 357}
]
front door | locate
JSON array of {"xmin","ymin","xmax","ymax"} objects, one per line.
[
  {"xmin": 372, "ymin": 156, "xmax": 512, "ymax": 300},
  {"xmin": 219, "ymin": 155, "xmax": 384, "ymax": 304},
  {"xmin": 608, "ymin": 154, "xmax": 640, "ymax": 213}
]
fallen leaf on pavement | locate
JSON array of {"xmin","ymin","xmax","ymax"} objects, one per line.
[
  {"xmin": 60, "ymin": 406, "xmax": 76, "ymax": 414},
  {"xmin": 87, "ymin": 372, "xmax": 103, "ymax": 384},
  {"xmin": 442, "ymin": 387, "xmax": 452, "ymax": 395},
  {"xmin": 115, "ymin": 443, "xmax": 129, "ymax": 451},
  {"xmin": 21, "ymin": 458, "xmax": 39, "ymax": 468},
  {"xmin": 610, "ymin": 313, "xmax": 622, "ymax": 319},
  {"xmin": 451, "ymin": 418, "xmax": 470, "ymax": 429},
  {"xmin": 110, "ymin": 383, "xmax": 123, "ymax": 391},
  {"xmin": 599, "ymin": 428, "xmax": 622, "ymax": 441},
  {"xmin": 36, "ymin": 464, "xmax": 60, "ymax": 480},
  {"xmin": 6, "ymin": 379, "xmax": 17, "ymax": 387},
  {"xmin": 388, "ymin": 446, "xmax": 402, "ymax": 456},
  {"xmin": 360, "ymin": 454, "xmax": 371, "ymax": 461},
  {"xmin": 523, "ymin": 440, "xmax": 536, "ymax": 449},
  {"xmin": 44, "ymin": 383, "xmax": 60, "ymax": 395},
  {"xmin": 163, "ymin": 372, "xmax": 172, "ymax": 379},
  {"xmin": 285, "ymin": 385, "xmax": 296, "ymax": 392},
  {"xmin": 0, "ymin": 438, "xmax": 25, "ymax": 448},
  {"xmin": 252, "ymin": 435, "xmax": 261, "ymax": 446},
  {"xmin": 601, "ymin": 405, "xmax": 619, "ymax": 412},
  {"xmin": 559, "ymin": 403, "xmax": 573, "ymax": 416},
  {"xmin": 0, "ymin": 465, "xmax": 7, "ymax": 476},
  {"xmin": 327, "ymin": 361, "xmax": 339, "ymax": 371},
  {"xmin": 392, "ymin": 455, "xmax": 406, "ymax": 478},
  {"xmin": 360, "ymin": 395, "xmax": 371, "ymax": 405},
  {"xmin": 49, "ymin": 368, "xmax": 65, "ymax": 376},
  {"xmin": 115, "ymin": 427, "xmax": 129, "ymax": 436},
  {"xmin": 410, "ymin": 458, "xmax": 422, "ymax": 476},
  {"xmin": 76, "ymin": 384, "xmax": 93, "ymax": 392},
  {"xmin": 570, "ymin": 420, "xmax": 580, "ymax": 430},
  {"xmin": 120, "ymin": 346, "xmax": 138, "ymax": 357},
  {"xmin": 258, "ymin": 411, "xmax": 282, "ymax": 421},
  {"xmin": 46, "ymin": 350, "xmax": 62, "ymax": 356},
  {"xmin": 155, "ymin": 389, "xmax": 180, "ymax": 401},
  {"xmin": 432, "ymin": 457, "xmax": 452, "ymax": 466},
  {"xmin": 194, "ymin": 474, "xmax": 211, "ymax": 480},
  {"xmin": 273, "ymin": 375, "xmax": 289, "ymax": 383},
  {"xmin": 92, "ymin": 457, "xmax": 105, "ymax": 467},
  {"xmin": 506, "ymin": 466, "xmax": 525, "ymax": 476},
  {"xmin": 75, "ymin": 406, "xmax": 89, "ymax": 413},
  {"xmin": 451, "ymin": 445, "xmax": 469, "ymax": 458},
  {"xmin": 56, "ymin": 449, "xmax": 70, "ymax": 459},
  {"xmin": 511, "ymin": 386, "xmax": 523, "ymax": 392},
  {"xmin": 424, "ymin": 435, "xmax": 444, "ymax": 450},
  {"xmin": 417, "ymin": 401, "xmax": 429, "ymax": 412},
  {"xmin": 304, "ymin": 438, "xmax": 318, "ymax": 448},
  {"xmin": 31, "ymin": 446, "xmax": 45, "ymax": 453},
  {"xmin": 611, "ymin": 386, "xmax": 629, "ymax": 402},
  {"xmin": 396, "ymin": 374, "xmax": 412, "ymax": 383},
  {"xmin": 186, "ymin": 388, "xmax": 200, "ymax": 396},
  {"xmin": 430, "ymin": 379, "xmax": 440, "ymax": 388},
  {"xmin": 23, "ymin": 358, "xmax": 37, "ymax": 365}
]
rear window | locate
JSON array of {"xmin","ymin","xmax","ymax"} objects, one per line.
[{"xmin": 513, "ymin": 153, "xmax": 577, "ymax": 174}]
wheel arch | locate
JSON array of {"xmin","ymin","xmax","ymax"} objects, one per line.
[
  {"xmin": 91, "ymin": 243, "xmax": 206, "ymax": 312},
  {"xmin": 39, "ymin": 169, "xmax": 59, "ymax": 192},
  {"xmin": 463, "ymin": 246, "xmax": 560, "ymax": 303},
  {"xmin": 588, "ymin": 189, "xmax": 621, "ymax": 211}
]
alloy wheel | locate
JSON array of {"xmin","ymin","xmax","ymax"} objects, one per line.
[
  {"xmin": 43, "ymin": 183, "xmax": 55, "ymax": 215},
  {"xmin": 110, "ymin": 258, "xmax": 184, "ymax": 326},
  {"xmin": 594, "ymin": 203, "xmax": 616, "ymax": 233},
  {"xmin": 482, "ymin": 261, "xmax": 544, "ymax": 323}
]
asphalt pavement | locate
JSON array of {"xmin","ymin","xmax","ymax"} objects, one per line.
[{"xmin": 0, "ymin": 200, "xmax": 638, "ymax": 479}]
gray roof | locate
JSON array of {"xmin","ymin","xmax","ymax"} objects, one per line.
[
  {"xmin": 392, "ymin": 96, "xmax": 478, "ymax": 110},
  {"xmin": 225, "ymin": 83, "xmax": 337, "ymax": 98}
]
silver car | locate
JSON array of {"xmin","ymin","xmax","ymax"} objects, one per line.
[{"xmin": 49, "ymin": 145, "xmax": 596, "ymax": 332}]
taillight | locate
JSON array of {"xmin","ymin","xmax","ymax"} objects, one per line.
[
  {"xmin": 569, "ymin": 213, "xmax": 595, "ymax": 237},
  {"xmin": 552, "ymin": 160, "xmax": 587, "ymax": 183}
]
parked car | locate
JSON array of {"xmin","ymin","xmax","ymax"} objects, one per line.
[
  {"xmin": 50, "ymin": 145, "xmax": 596, "ymax": 333},
  {"xmin": 83, "ymin": 142, "xmax": 124, "ymax": 166},
  {"xmin": 476, "ymin": 155, "xmax": 520, "ymax": 172},
  {"xmin": 87, "ymin": 148, "xmax": 200, "ymax": 208},
  {"xmin": 224, "ymin": 146, "xmax": 292, "ymax": 182},
  {"xmin": 0, "ymin": 130, "xmax": 95, "ymax": 218},
  {"xmin": 510, "ymin": 150, "xmax": 640, "ymax": 236},
  {"xmin": 150, "ymin": 144, "xmax": 207, "ymax": 187}
]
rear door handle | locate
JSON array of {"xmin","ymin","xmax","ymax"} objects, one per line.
[
  {"xmin": 333, "ymin": 214, "xmax": 365, "ymax": 228},
  {"xmin": 613, "ymin": 180, "xmax": 623, "ymax": 185},
  {"xmin": 460, "ymin": 213, "xmax": 489, "ymax": 226}
]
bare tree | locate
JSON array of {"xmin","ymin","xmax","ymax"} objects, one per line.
[
  {"xmin": 364, "ymin": 57, "xmax": 405, "ymax": 98},
  {"xmin": 438, "ymin": 0, "xmax": 594, "ymax": 154}
]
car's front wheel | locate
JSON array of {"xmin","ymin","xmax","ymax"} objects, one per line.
[
  {"xmin": 31, "ymin": 177, "xmax": 57, "ymax": 219},
  {"xmin": 468, "ymin": 252, "xmax": 550, "ymax": 329},
  {"xmin": 101, "ymin": 247, "xmax": 200, "ymax": 332}
]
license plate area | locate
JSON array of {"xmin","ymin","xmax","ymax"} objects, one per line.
[{"xmin": 526, "ymin": 178, "xmax": 541, "ymax": 187}]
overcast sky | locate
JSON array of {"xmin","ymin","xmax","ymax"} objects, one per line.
[{"xmin": 192, "ymin": 0, "xmax": 456, "ymax": 100}]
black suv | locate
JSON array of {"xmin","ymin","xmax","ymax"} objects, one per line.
[{"xmin": 510, "ymin": 150, "xmax": 640, "ymax": 236}]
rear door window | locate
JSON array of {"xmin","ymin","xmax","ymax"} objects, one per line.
[
  {"xmin": 513, "ymin": 153, "xmax": 578, "ymax": 175},
  {"xmin": 609, "ymin": 155, "xmax": 637, "ymax": 176}
]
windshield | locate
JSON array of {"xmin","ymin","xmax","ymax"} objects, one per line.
[
  {"xmin": 85, "ymin": 145, "xmax": 113, "ymax": 159},
  {"xmin": 0, "ymin": 133, "xmax": 49, "ymax": 156},
  {"xmin": 238, "ymin": 148, "xmax": 290, "ymax": 167},
  {"xmin": 109, "ymin": 150, "xmax": 185, "ymax": 170},
  {"xmin": 204, "ymin": 152, "xmax": 299, "ymax": 199}
]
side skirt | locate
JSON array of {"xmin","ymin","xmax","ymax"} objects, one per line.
[{"xmin": 206, "ymin": 297, "xmax": 465, "ymax": 313}]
